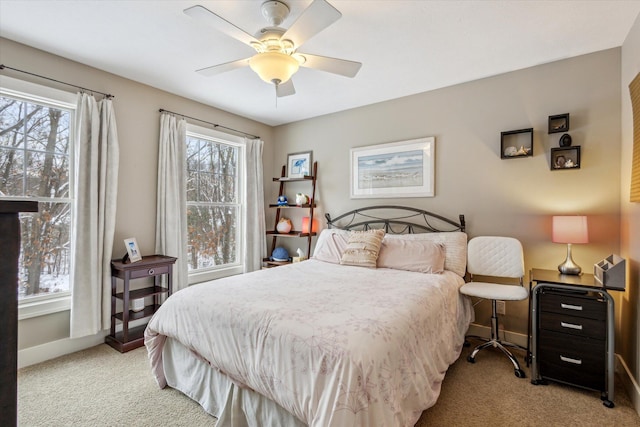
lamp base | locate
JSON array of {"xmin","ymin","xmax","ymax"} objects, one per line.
[{"xmin": 558, "ymin": 243, "xmax": 582, "ymax": 275}]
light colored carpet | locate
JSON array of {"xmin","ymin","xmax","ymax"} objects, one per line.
[{"xmin": 18, "ymin": 343, "xmax": 639, "ymax": 426}]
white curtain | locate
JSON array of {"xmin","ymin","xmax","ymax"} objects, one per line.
[
  {"xmin": 243, "ymin": 138, "xmax": 266, "ymax": 273},
  {"xmin": 155, "ymin": 113, "xmax": 189, "ymax": 292},
  {"xmin": 70, "ymin": 93, "xmax": 119, "ymax": 338}
]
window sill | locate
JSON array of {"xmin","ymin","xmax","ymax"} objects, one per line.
[
  {"xmin": 188, "ymin": 264, "xmax": 244, "ymax": 285},
  {"xmin": 18, "ymin": 294, "xmax": 71, "ymax": 320}
]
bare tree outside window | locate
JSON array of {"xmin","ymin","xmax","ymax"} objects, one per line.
[
  {"xmin": 0, "ymin": 95, "xmax": 73, "ymax": 300},
  {"xmin": 186, "ymin": 134, "xmax": 240, "ymax": 271}
]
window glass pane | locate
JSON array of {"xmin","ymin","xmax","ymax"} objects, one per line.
[
  {"xmin": 0, "ymin": 148, "xmax": 24, "ymax": 195},
  {"xmin": 19, "ymin": 202, "xmax": 71, "ymax": 298},
  {"xmin": 0, "ymin": 94, "xmax": 73, "ymax": 301},
  {"xmin": 187, "ymin": 205, "xmax": 238, "ymax": 270}
]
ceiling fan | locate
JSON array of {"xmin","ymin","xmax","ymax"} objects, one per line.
[{"xmin": 184, "ymin": 0, "xmax": 362, "ymax": 97}]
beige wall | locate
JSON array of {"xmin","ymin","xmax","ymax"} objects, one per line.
[
  {"xmin": 273, "ymin": 49, "xmax": 622, "ymax": 339},
  {"xmin": 0, "ymin": 38, "xmax": 275, "ymax": 350},
  {"xmin": 620, "ymin": 13, "xmax": 640, "ymax": 410}
]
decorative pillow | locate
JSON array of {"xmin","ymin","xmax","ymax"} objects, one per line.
[
  {"xmin": 312, "ymin": 229, "xmax": 350, "ymax": 264},
  {"xmin": 378, "ymin": 239, "xmax": 445, "ymax": 273},
  {"xmin": 339, "ymin": 229, "xmax": 386, "ymax": 268},
  {"xmin": 383, "ymin": 232, "xmax": 468, "ymax": 277}
]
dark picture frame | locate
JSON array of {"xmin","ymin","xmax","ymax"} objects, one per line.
[
  {"xmin": 548, "ymin": 113, "xmax": 570, "ymax": 134},
  {"xmin": 551, "ymin": 146, "xmax": 581, "ymax": 170},
  {"xmin": 501, "ymin": 128, "xmax": 533, "ymax": 159}
]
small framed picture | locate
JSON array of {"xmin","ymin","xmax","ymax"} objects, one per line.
[
  {"xmin": 551, "ymin": 146, "xmax": 581, "ymax": 170},
  {"xmin": 548, "ymin": 113, "xmax": 570, "ymax": 134},
  {"xmin": 124, "ymin": 237, "xmax": 142, "ymax": 263},
  {"xmin": 287, "ymin": 151, "xmax": 313, "ymax": 179}
]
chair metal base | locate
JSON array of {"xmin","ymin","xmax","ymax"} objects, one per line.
[{"xmin": 465, "ymin": 300, "xmax": 527, "ymax": 378}]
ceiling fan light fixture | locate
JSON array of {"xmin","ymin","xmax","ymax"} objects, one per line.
[{"xmin": 249, "ymin": 51, "xmax": 299, "ymax": 85}]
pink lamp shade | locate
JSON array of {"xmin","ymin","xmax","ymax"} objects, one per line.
[
  {"xmin": 301, "ymin": 217, "xmax": 319, "ymax": 234},
  {"xmin": 552, "ymin": 216, "xmax": 589, "ymax": 244}
]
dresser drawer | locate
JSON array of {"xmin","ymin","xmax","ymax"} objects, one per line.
[
  {"xmin": 539, "ymin": 330, "xmax": 605, "ymax": 390},
  {"xmin": 539, "ymin": 290, "xmax": 606, "ymax": 321},
  {"xmin": 129, "ymin": 265, "xmax": 170, "ymax": 279},
  {"xmin": 539, "ymin": 312, "xmax": 606, "ymax": 339}
]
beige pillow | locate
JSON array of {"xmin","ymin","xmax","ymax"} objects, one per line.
[
  {"xmin": 340, "ymin": 229, "xmax": 386, "ymax": 268},
  {"xmin": 378, "ymin": 239, "xmax": 445, "ymax": 273}
]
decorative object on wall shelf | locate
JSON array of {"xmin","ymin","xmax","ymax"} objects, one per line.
[
  {"xmin": 500, "ymin": 128, "xmax": 533, "ymax": 159},
  {"xmin": 276, "ymin": 217, "xmax": 293, "ymax": 234},
  {"xmin": 350, "ymin": 137, "xmax": 435, "ymax": 198},
  {"xmin": 276, "ymin": 195, "xmax": 288, "ymax": 206},
  {"xmin": 551, "ymin": 146, "xmax": 580, "ymax": 170},
  {"xmin": 295, "ymin": 193, "xmax": 310, "ymax": 206},
  {"xmin": 271, "ymin": 247, "xmax": 290, "ymax": 262},
  {"xmin": 548, "ymin": 113, "xmax": 570, "ymax": 134},
  {"xmin": 559, "ymin": 133, "xmax": 572, "ymax": 147},
  {"xmin": 287, "ymin": 151, "xmax": 313, "ymax": 179}
]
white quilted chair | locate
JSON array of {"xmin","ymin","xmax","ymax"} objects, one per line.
[{"xmin": 460, "ymin": 236, "xmax": 528, "ymax": 378}]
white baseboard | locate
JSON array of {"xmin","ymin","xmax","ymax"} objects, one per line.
[
  {"xmin": 466, "ymin": 322, "xmax": 529, "ymax": 349},
  {"xmin": 615, "ymin": 354, "xmax": 640, "ymax": 416},
  {"xmin": 18, "ymin": 331, "xmax": 108, "ymax": 369}
]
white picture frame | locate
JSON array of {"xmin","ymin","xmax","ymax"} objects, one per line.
[
  {"xmin": 287, "ymin": 151, "xmax": 313, "ymax": 179},
  {"xmin": 350, "ymin": 137, "xmax": 435, "ymax": 199},
  {"xmin": 124, "ymin": 237, "xmax": 142, "ymax": 263}
]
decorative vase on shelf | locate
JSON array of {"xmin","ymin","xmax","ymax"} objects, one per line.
[
  {"xmin": 276, "ymin": 217, "xmax": 292, "ymax": 234},
  {"xmin": 295, "ymin": 193, "xmax": 310, "ymax": 206}
]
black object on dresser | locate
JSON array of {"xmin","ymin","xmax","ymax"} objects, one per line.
[
  {"xmin": 530, "ymin": 268, "xmax": 616, "ymax": 408},
  {"xmin": 106, "ymin": 255, "xmax": 176, "ymax": 353},
  {"xmin": 0, "ymin": 200, "xmax": 38, "ymax": 427}
]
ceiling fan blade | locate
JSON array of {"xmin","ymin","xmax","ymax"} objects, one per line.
[
  {"xmin": 281, "ymin": 0, "xmax": 341, "ymax": 48},
  {"xmin": 276, "ymin": 80, "xmax": 296, "ymax": 97},
  {"xmin": 184, "ymin": 5, "xmax": 262, "ymax": 48},
  {"xmin": 298, "ymin": 53, "xmax": 362, "ymax": 78},
  {"xmin": 196, "ymin": 58, "xmax": 250, "ymax": 77}
]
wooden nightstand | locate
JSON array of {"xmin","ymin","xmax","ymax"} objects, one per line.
[
  {"xmin": 106, "ymin": 255, "xmax": 176, "ymax": 352},
  {"xmin": 529, "ymin": 268, "xmax": 615, "ymax": 408}
]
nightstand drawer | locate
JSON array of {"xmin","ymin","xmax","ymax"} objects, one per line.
[
  {"xmin": 129, "ymin": 265, "xmax": 169, "ymax": 279},
  {"xmin": 539, "ymin": 290, "xmax": 606, "ymax": 320},
  {"xmin": 539, "ymin": 330, "xmax": 605, "ymax": 390},
  {"xmin": 539, "ymin": 312, "xmax": 605, "ymax": 339}
]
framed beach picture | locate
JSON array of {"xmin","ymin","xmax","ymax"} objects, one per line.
[
  {"xmin": 350, "ymin": 137, "xmax": 435, "ymax": 199},
  {"xmin": 287, "ymin": 151, "xmax": 313, "ymax": 178},
  {"xmin": 124, "ymin": 237, "xmax": 142, "ymax": 263}
]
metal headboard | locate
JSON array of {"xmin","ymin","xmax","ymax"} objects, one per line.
[{"xmin": 325, "ymin": 205, "xmax": 465, "ymax": 234}]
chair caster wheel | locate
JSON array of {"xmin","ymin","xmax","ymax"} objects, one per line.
[
  {"xmin": 466, "ymin": 355, "xmax": 475, "ymax": 363},
  {"xmin": 603, "ymin": 400, "xmax": 614, "ymax": 408},
  {"xmin": 515, "ymin": 369, "xmax": 526, "ymax": 378}
]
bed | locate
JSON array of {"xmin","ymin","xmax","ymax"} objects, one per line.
[{"xmin": 145, "ymin": 206, "xmax": 473, "ymax": 427}]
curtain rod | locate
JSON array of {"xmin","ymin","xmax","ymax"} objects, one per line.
[
  {"xmin": 0, "ymin": 64, "xmax": 114, "ymax": 99},
  {"xmin": 159, "ymin": 108, "xmax": 260, "ymax": 140}
]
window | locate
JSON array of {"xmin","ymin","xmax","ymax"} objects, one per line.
[
  {"xmin": 0, "ymin": 77, "xmax": 76, "ymax": 310},
  {"xmin": 186, "ymin": 125, "xmax": 244, "ymax": 281}
]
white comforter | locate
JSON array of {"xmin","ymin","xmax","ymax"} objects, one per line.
[{"xmin": 145, "ymin": 260, "xmax": 473, "ymax": 427}]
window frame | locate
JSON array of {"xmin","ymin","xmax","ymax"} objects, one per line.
[
  {"xmin": 185, "ymin": 123, "xmax": 245, "ymax": 284},
  {"xmin": 0, "ymin": 76, "xmax": 76, "ymax": 319}
]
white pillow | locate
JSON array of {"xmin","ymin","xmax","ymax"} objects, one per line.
[
  {"xmin": 383, "ymin": 232, "xmax": 468, "ymax": 277},
  {"xmin": 312, "ymin": 229, "xmax": 350, "ymax": 264},
  {"xmin": 377, "ymin": 239, "xmax": 445, "ymax": 274}
]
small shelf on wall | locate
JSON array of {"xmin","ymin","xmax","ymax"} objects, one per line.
[
  {"xmin": 550, "ymin": 146, "xmax": 581, "ymax": 170},
  {"xmin": 501, "ymin": 128, "xmax": 533, "ymax": 159},
  {"xmin": 548, "ymin": 113, "xmax": 570, "ymax": 134}
]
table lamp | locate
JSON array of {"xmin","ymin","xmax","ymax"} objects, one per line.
[{"xmin": 552, "ymin": 215, "xmax": 589, "ymax": 275}]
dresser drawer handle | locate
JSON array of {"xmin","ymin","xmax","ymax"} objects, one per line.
[
  {"xmin": 560, "ymin": 303, "xmax": 582, "ymax": 311},
  {"xmin": 560, "ymin": 321, "xmax": 583, "ymax": 330},
  {"xmin": 148, "ymin": 269, "xmax": 155, "ymax": 275},
  {"xmin": 560, "ymin": 355, "xmax": 582, "ymax": 365}
]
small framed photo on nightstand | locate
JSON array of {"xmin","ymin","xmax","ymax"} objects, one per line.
[{"xmin": 124, "ymin": 237, "xmax": 142, "ymax": 263}]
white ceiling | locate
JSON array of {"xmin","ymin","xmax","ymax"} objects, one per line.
[{"xmin": 1, "ymin": 1, "xmax": 639, "ymax": 126}]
